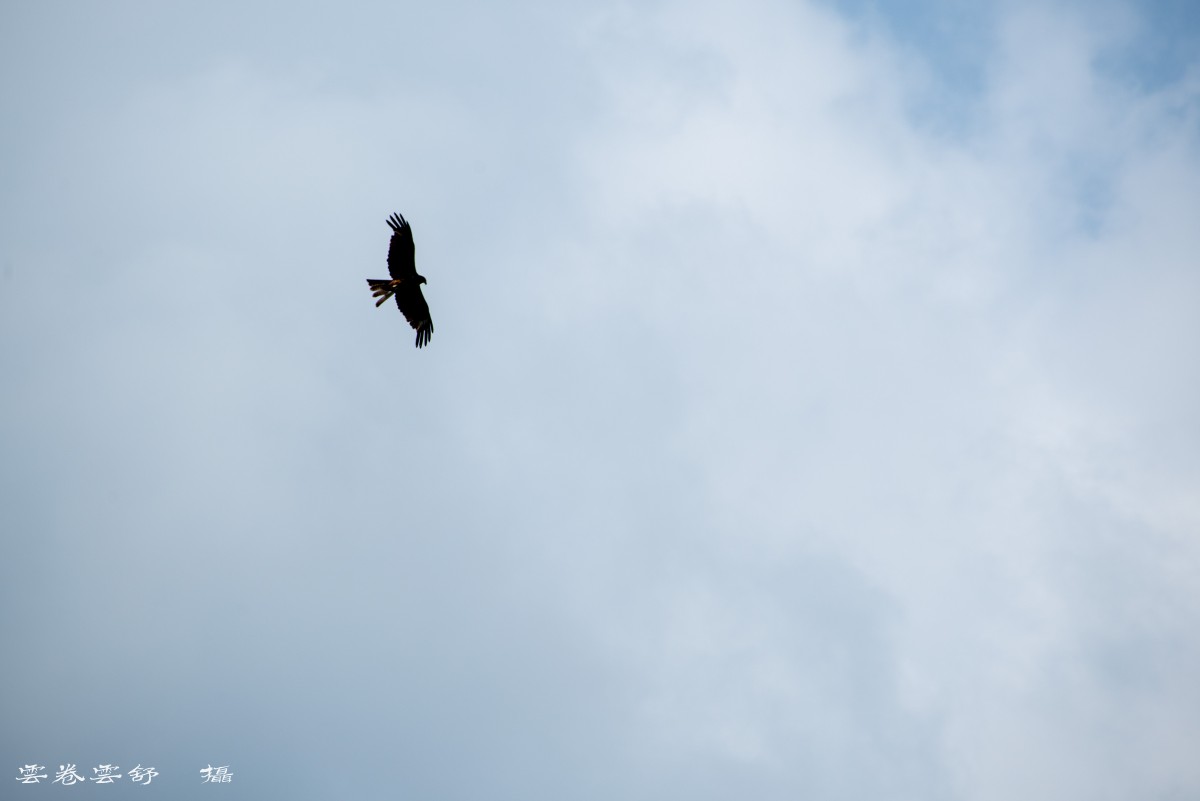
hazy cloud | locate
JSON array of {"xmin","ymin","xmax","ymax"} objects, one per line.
[{"xmin": 2, "ymin": 1, "xmax": 1197, "ymax": 799}]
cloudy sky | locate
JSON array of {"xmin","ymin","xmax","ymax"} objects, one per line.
[{"xmin": 2, "ymin": 0, "xmax": 1198, "ymax": 798}]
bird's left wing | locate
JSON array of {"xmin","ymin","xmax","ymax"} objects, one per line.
[{"xmin": 395, "ymin": 284, "xmax": 434, "ymax": 348}]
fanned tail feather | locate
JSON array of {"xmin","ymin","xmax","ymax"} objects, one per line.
[{"xmin": 367, "ymin": 278, "xmax": 395, "ymax": 307}]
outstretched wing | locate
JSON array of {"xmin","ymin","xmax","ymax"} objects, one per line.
[
  {"xmin": 386, "ymin": 213, "xmax": 416, "ymax": 280},
  {"xmin": 395, "ymin": 284, "xmax": 434, "ymax": 348}
]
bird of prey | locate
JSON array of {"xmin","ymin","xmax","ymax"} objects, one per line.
[{"xmin": 367, "ymin": 212, "xmax": 434, "ymax": 348}]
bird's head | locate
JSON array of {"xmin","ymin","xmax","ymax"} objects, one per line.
[{"xmin": 417, "ymin": 274, "xmax": 428, "ymax": 285}]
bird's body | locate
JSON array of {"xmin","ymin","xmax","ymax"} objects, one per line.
[{"xmin": 367, "ymin": 212, "xmax": 434, "ymax": 348}]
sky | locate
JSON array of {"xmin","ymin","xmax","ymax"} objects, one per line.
[{"xmin": 1, "ymin": 0, "xmax": 1198, "ymax": 798}]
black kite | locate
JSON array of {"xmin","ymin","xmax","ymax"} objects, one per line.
[{"xmin": 367, "ymin": 212, "xmax": 434, "ymax": 348}]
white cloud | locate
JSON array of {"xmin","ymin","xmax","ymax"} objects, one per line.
[
  {"xmin": 2, "ymin": 1, "xmax": 1197, "ymax": 798},
  {"xmin": 537, "ymin": 1, "xmax": 1200, "ymax": 797}
]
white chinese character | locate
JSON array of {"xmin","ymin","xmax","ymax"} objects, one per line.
[
  {"xmin": 91, "ymin": 764, "xmax": 121, "ymax": 783},
  {"xmin": 128, "ymin": 765, "xmax": 159, "ymax": 785},
  {"xmin": 200, "ymin": 764, "xmax": 232, "ymax": 783},
  {"xmin": 15, "ymin": 764, "xmax": 48, "ymax": 784},
  {"xmin": 53, "ymin": 765, "xmax": 86, "ymax": 786}
]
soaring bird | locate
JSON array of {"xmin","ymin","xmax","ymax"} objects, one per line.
[{"xmin": 367, "ymin": 212, "xmax": 434, "ymax": 348}]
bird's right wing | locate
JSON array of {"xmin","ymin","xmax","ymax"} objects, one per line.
[{"xmin": 386, "ymin": 213, "xmax": 416, "ymax": 280}]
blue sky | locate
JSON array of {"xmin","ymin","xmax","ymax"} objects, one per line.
[{"xmin": 2, "ymin": 1, "xmax": 1198, "ymax": 798}]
